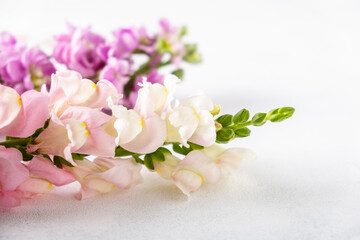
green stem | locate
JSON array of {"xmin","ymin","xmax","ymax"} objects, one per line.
[
  {"xmin": 0, "ymin": 138, "xmax": 31, "ymax": 148},
  {"xmin": 123, "ymin": 56, "xmax": 172, "ymax": 97}
]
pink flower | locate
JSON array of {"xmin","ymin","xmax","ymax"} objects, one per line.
[
  {"xmin": 66, "ymin": 157, "xmax": 143, "ymax": 199},
  {"xmin": 0, "ymin": 147, "xmax": 73, "ymax": 208},
  {"xmin": 53, "ymin": 25, "xmax": 106, "ymax": 78},
  {"xmin": 172, "ymin": 150, "xmax": 221, "ymax": 195},
  {"xmin": 47, "ymin": 70, "xmax": 120, "ymax": 116},
  {"xmin": 28, "ymin": 106, "xmax": 117, "ymax": 164},
  {"xmin": 0, "ymin": 84, "xmax": 49, "ymax": 138}
]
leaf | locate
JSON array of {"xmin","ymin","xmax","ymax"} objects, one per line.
[
  {"xmin": 72, "ymin": 153, "xmax": 87, "ymax": 160},
  {"xmin": 144, "ymin": 155, "xmax": 155, "ymax": 170},
  {"xmin": 151, "ymin": 150, "xmax": 165, "ymax": 162},
  {"xmin": 157, "ymin": 147, "xmax": 172, "ymax": 155},
  {"xmin": 172, "ymin": 143, "xmax": 188, "ymax": 155},
  {"xmin": 53, "ymin": 156, "xmax": 63, "ymax": 169},
  {"xmin": 233, "ymin": 109, "xmax": 250, "ymax": 124},
  {"xmin": 267, "ymin": 107, "xmax": 295, "ymax": 122},
  {"xmin": 172, "ymin": 69, "xmax": 184, "ymax": 79},
  {"xmin": 134, "ymin": 156, "xmax": 144, "ymax": 164},
  {"xmin": 115, "ymin": 146, "xmax": 133, "ymax": 157},
  {"xmin": 216, "ymin": 128, "xmax": 235, "ymax": 143},
  {"xmin": 251, "ymin": 113, "xmax": 267, "ymax": 126},
  {"xmin": 188, "ymin": 142, "xmax": 204, "ymax": 150},
  {"xmin": 216, "ymin": 114, "xmax": 233, "ymax": 127},
  {"xmin": 234, "ymin": 127, "xmax": 251, "ymax": 138}
]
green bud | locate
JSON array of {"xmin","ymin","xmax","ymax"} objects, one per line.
[
  {"xmin": 234, "ymin": 127, "xmax": 251, "ymax": 138},
  {"xmin": 251, "ymin": 113, "xmax": 267, "ymax": 126},
  {"xmin": 144, "ymin": 155, "xmax": 155, "ymax": 170},
  {"xmin": 216, "ymin": 114, "xmax": 233, "ymax": 127},
  {"xmin": 267, "ymin": 107, "xmax": 295, "ymax": 122},
  {"xmin": 172, "ymin": 69, "xmax": 184, "ymax": 79},
  {"xmin": 210, "ymin": 104, "xmax": 221, "ymax": 116},
  {"xmin": 179, "ymin": 26, "xmax": 188, "ymax": 37},
  {"xmin": 183, "ymin": 44, "xmax": 201, "ymax": 63},
  {"xmin": 156, "ymin": 37, "xmax": 172, "ymax": 54},
  {"xmin": 216, "ymin": 128, "xmax": 235, "ymax": 143},
  {"xmin": 233, "ymin": 109, "xmax": 250, "ymax": 124}
]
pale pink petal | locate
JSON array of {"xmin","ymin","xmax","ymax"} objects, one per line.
[
  {"xmin": 93, "ymin": 157, "xmax": 143, "ymax": 189},
  {"xmin": 112, "ymin": 105, "xmax": 142, "ymax": 144},
  {"xmin": 154, "ymin": 153, "xmax": 180, "ymax": 180},
  {"xmin": 0, "ymin": 85, "xmax": 21, "ymax": 129},
  {"xmin": 81, "ymin": 79, "xmax": 120, "ymax": 109},
  {"xmin": 26, "ymin": 156, "xmax": 75, "ymax": 186},
  {"xmin": 174, "ymin": 150, "xmax": 221, "ymax": 183},
  {"xmin": 181, "ymin": 94, "xmax": 214, "ymax": 111},
  {"xmin": 0, "ymin": 146, "xmax": 29, "ymax": 192},
  {"xmin": 120, "ymin": 115, "xmax": 166, "ymax": 154},
  {"xmin": 188, "ymin": 110, "xmax": 216, "ymax": 147},
  {"xmin": 17, "ymin": 178, "xmax": 52, "ymax": 198},
  {"xmin": 1, "ymin": 90, "xmax": 50, "ymax": 138},
  {"xmin": 80, "ymin": 177, "xmax": 115, "ymax": 200},
  {"xmin": 172, "ymin": 170, "xmax": 203, "ymax": 196},
  {"xmin": 0, "ymin": 192, "xmax": 22, "ymax": 208},
  {"xmin": 217, "ymin": 148, "xmax": 256, "ymax": 173}
]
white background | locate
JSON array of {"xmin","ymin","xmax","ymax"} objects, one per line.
[{"xmin": 0, "ymin": 0, "xmax": 360, "ymax": 239}]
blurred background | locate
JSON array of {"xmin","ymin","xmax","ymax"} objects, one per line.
[{"xmin": 0, "ymin": 0, "xmax": 359, "ymax": 239}]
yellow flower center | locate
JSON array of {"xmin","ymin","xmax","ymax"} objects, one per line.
[{"xmin": 82, "ymin": 122, "xmax": 89, "ymax": 135}]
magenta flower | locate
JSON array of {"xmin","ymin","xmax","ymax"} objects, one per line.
[
  {"xmin": 0, "ymin": 32, "xmax": 55, "ymax": 94},
  {"xmin": 99, "ymin": 58, "xmax": 131, "ymax": 94},
  {"xmin": 53, "ymin": 25, "xmax": 106, "ymax": 78}
]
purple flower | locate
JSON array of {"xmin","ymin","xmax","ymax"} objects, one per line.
[
  {"xmin": 127, "ymin": 70, "xmax": 164, "ymax": 107},
  {"xmin": 99, "ymin": 57, "xmax": 131, "ymax": 94},
  {"xmin": 53, "ymin": 25, "xmax": 106, "ymax": 78},
  {"xmin": 0, "ymin": 32, "xmax": 55, "ymax": 94}
]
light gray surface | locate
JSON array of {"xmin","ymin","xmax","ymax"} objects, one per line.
[{"xmin": 0, "ymin": 0, "xmax": 360, "ymax": 239}]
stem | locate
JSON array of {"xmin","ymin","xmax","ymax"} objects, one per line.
[
  {"xmin": 0, "ymin": 138, "xmax": 30, "ymax": 148},
  {"xmin": 123, "ymin": 56, "xmax": 172, "ymax": 97}
]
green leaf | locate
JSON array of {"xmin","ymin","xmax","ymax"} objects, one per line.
[
  {"xmin": 53, "ymin": 156, "xmax": 63, "ymax": 169},
  {"xmin": 134, "ymin": 155, "xmax": 144, "ymax": 164},
  {"xmin": 151, "ymin": 150, "xmax": 165, "ymax": 162},
  {"xmin": 251, "ymin": 113, "xmax": 267, "ymax": 126},
  {"xmin": 115, "ymin": 146, "xmax": 133, "ymax": 157},
  {"xmin": 72, "ymin": 153, "xmax": 87, "ymax": 160},
  {"xmin": 60, "ymin": 157, "xmax": 74, "ymax": 167},
  {"xmin": 172, "ymin": 143, "xmax": 188, "ymax": 155},
  {"xmin": 216, "ymin": 128, "xmax": 235, "ymax": 143},
  {"xmin": 267, "ymin": 107, "xmax": 295, "ymax": 122},
  {"xmin": 216, "ymin": 114, "xmax": 233, "ymax": 127},
  {"xmin": 234, "ymin": 127, "xmax": 251, "ymax": 138},
  {"xmin": 233, "ymin": 109, "xmax": 250, "ymax": 124},
  {"xmin": 144, "ymin": 155, "xmax": 155, "ymax": 170},
  {"xmin": 158, "ymin": 147, "xmax": 172, "ymax": 155},
  {"xmin": 188, "ymin": 142, "xmax": 204, "ymax": 150},
  {"xmin": 172, "ymin": 69, "xmax": 184, "ymax": 79},
  {"xmin": 18, "ymin": 148, "xmax": 34, "ymax": 161}
]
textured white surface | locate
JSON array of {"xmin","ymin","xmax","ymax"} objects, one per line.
[{"xmin": 1, "ymin": 0, "xmax": 360, "ymax": 239}]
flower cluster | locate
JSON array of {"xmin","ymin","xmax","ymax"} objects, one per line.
[
  {"xmin": 52, "ymin": 19, "xmax": 200, "ymax": 107},
  {"xmin": 0, "ymin": 19, "xmax": 200, "ymax": 108},
  {"xmin": 0, "ymin": 32, "xmax": 55, "ymax": 93},
  {"xmin": 0, "ymin": 70, "xmax": 294, "ymax": 208}
]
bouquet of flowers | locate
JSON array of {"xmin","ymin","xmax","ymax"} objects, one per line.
[{"xmin": 0, "ymin": 21, "xmax": 294, "ymax": 208}]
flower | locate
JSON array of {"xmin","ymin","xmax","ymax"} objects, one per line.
[
  {"xmin": 53, "ymin": 25, "xmax": 106, "ymax": 78},
  {"xmin": 166, "ymin": 94, "xmax": 216, "ymax": 147},
  {"xmin": 66, "ymin": 157, "xmax": 143, "ymax": 199},
  {"xmin": 0, "ymin": 32, "xmax": 55, "ymax": 94},
  {"xmin": 98, "ymin": 58, "xmax": 131, "ymax": 94},
  {"xmin": 127, "ymin": 70, "xmax": 164, "ymax": 107},
  {"xmin": 108, "ymin": 75, "xmax": 179, "ymax": 154},
  {"xmin": 201, "ymin": 145, "xmax": 256, "ymax": 174},
  {"xmin": 172, "ymin": 150, "xmax": 221, "ymax": 195},
  {"xmin": 0, "ymin": 84, "xmax": 49, "ymax": 138},
  {"xmin": 47, "ymin": 70, "xmax": 120, "ymax": 116},
  {"xmin": 0, "ymin": 147, "xmax": 74, "ymax": 208},
  {"xmin": 28, "ymin": 106, "xmax": 116, "ymax": 164}
]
